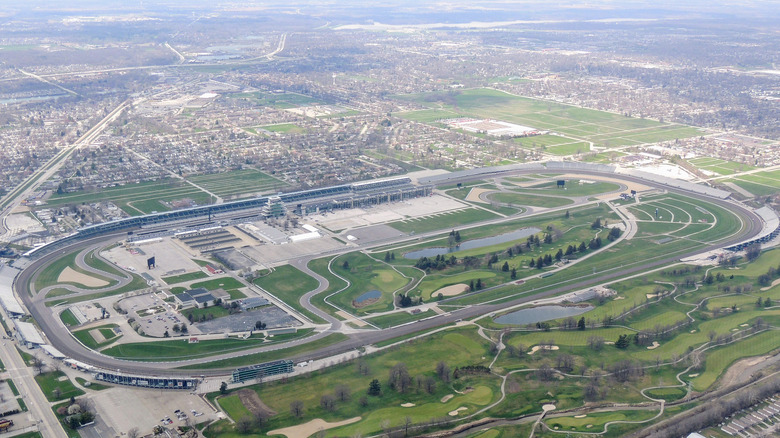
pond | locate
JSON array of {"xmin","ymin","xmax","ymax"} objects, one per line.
[
  {"xmin": 494, "ymin": 305, "xmax": 593, "ymax": 325},
  {"xmin": 404, "ymin": 227, "xmax": 541, "ymax": 259},
  {"xmin": 355, "ymin": 290, "xmax": 382, "ymax": 304}
]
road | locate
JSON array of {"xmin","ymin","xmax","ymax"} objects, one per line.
[
  {"xmin": 12, "ymin": 168, "xmax": 765, "ymax": 378},
  {"xmin": 0, "ymin": 308, "xmax": 68, "ymax": 437}
]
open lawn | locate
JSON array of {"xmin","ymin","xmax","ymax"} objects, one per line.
[
  {"xmin": 395, "ymin": 88, "xmax": 703, "ymax": 148},
  {"xmin": 161, "ymin": 271, "xmax": 208, "ymax": 285},
  {"xmin": 208, "ymin": 328, "xmax": 495, "ymax": 437},
  {"xmin": 191, "ymin": 277, "xmax": 245, "ymax": 291},
  {"xmin": 35, "ymin": 371, "xmax": 85, "ymax": 402},
  {"xmin": 692, "ymin": 330, "xmax": 780, "ymax": 390},
  {"xmin": 101, "ymin": 335, "xmax": 272, "ymax": 361},
  {"xmin": 188, "ymin": 169, "xmax": 286, "ymax": 199},
  {"xmin": 72, "ymin": 324, "xmax": 120, "ymax": 350},
  {"xmin": 45, "ymin": 178, "xmax": 211, "ymax": 216},
  {"xmin": 389, "ymin": 208, "xmax": 498, "ymax": 234},
  {"xmin": 329, "ymin": 252, "xmax": 412, "ymax": 315},
  {"xmin": 253, "ymin": 264, "xmax": 326, "ymax": 324},
  {"xmin": 488, "ymin": 192, "xmax": 574, "ymax": 208}
]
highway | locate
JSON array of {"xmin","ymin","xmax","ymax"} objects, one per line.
[{"xmin": 12, "ymin": 168, "xmax": 766, "ymax": 378}]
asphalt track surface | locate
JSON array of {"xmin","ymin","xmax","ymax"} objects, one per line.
[{"xmin": 15, "ymin": 169, "xmax": 765, "ymax": 377}]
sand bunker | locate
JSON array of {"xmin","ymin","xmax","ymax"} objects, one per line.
[
  {"xmin": 441, "ymin": 394, "xmax": 454, "ymax": 403},
  {"xmin": 527, "ymin": 345, "xmax": 559, "ymax": 355},
  {"xmin": 647, "ymin": 341, "xmax": 660, "ymax": 350},
  {"xmin": 268, "ymin": 417, "xmax": 361, "ymax": 438},
  {"xmin": 574, "ymin": 414, "xmax": 586, "ymax": 418},
  {"xmin": 613, "ymin": 296, "xmax": 625, "ymax": 300},
  {"xmin": 465, "ymin": 188, "xmax": 493, "ymax": 204},
  {"xmin": 688, "ymin": 373, "xmax": 699, "ymax": 377},
  {"xmin": 401, "ymin": 403, "xmax": 415, "ymax": 407},
  {"xmin": 58, "ymin": 267, "xmax": 109, "ymax": 288},
  {"xmin": 448, "ymin": 407, "xmax": 468, "ymax": 416},
  {"xmin": 760, "ymin": 278, "xmax": 780, "ymax": 291},
  {"xmin": 435, "ymin": 284, "xmax": 470, "ymax": 298}
]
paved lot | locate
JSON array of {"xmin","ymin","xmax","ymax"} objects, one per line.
[
  {"xmin": 103, "ymin": 240, "xmax": 200, "ymax": 279},
  {"xmin": 242, "ymin": 236, "xmax": 342, "ymax": 265},
  {"xmin": 120, "ymin": 293, "xmax": 182, "ymax": 337},
  {"xmin": 340, "ymin": 224, "xmax": 405, "ymax": 243},
  {"xmin": 91, "ymin": 386, "xmax": 218, "ymax": 436},
  {"xmin": 194, "ymin": 305, "xmax": 301, "ymax": 333}
]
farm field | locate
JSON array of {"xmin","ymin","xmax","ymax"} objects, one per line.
[{"xmin": 395, "ymin": 88, "xmax": 704, "ymax": 148}]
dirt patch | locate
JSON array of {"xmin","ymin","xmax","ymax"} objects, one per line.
[
  {"xmin": 89, "ymin": 329, "xmax": 106, "ymax": 344},
  {"xmin": 717, "ymin": 355, "xmax": 768, "ymax": 388},
  {"xmin": 235, "ymin": 389, "xmax": 276, "ymax": 419},
  {"xmin": 268, "ymin": 417, "xmax": 361, "ymax": 438},
  {"xmin": 435, "ymin": 284, "xmax": 470, "ymax": 298},
  {"xmin": 336, "ymin": 310, "xmax": 367, "ymax": 327},
  {"xmin": 58, "ymin": 266, "xmax": 109, "ymax": 288},
  {"xmin": 465, "ymin": 188, "xmax": 493, "ymax": 204},
  {"xmin": 401, "ymin": 403, "xmax": 415, "ymax": 407},
  {"xmin": 441, "ymin": 394, "xmax": 454, "ymax": 403}
]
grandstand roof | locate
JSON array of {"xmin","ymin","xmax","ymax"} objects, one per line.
[{"xmin": 0, "ymin": 264, "xmax": 24, "ymax": 315}]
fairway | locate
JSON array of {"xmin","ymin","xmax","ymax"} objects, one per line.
[{"xmin": 395, "ymin": 88, "xmax": 704, "ymax": 147}]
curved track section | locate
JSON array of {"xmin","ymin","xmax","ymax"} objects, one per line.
[{"xmin": 14, "ymin": 168, "xmax": 765, "ymax": 377}]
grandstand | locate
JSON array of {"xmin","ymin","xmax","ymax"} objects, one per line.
[
  {"xmin": 26, "ymin": 177, "xmax": 432, "ymax": 259},
  {"xmin": 725, "ymin": 206, "xmax": 780, "ymax": 251},
  {"xmin": 94, "ymin": 371, "xmax": 198, "ymax": 390},
  {"xmin": 231, "ymin": 359, "xmax": 293, "ymax": 383}
]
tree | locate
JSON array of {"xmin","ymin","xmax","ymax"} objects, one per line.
[
  {"xmin": 342, "ymin": 260, "xmax": 350, "ymax": 270},
  {"xmin": 591, "ymin": 218, "xmax": 602, "ymax": 229},
  {"xmin": 237, "ymin": 416, "xmax": 253, "ymax": 433},
  {"xmin": 536, "ymin": 363, "xmax": 555, "ymax": 381},
  {"xmin": 255, "ymin": 320, "xmax": 267, "ymax": 330},
  {"xmin": 615, "ymin": 334, "xmax": 630, "ymax": 349},
  {"xmin": 127, "ymin": 428, "xmax": 139, "ymax": 438},
  {"xmin": 320, "ymin": 394, "xmax": 336, "ymax": 411},
  {"xmin": 31, "ymin": 356, "xmax": 45, "ymax": 375},
  {"xmin": 587, "ymin": 336, "xmax": 604, "ymax": 351},
  {"xmin": 163, "ymin": 330, "xmax": 170, "ymax": 338},
  {"xmin": 220, "ymin": 382, "xmax": 228, "ymax": 394},
  {"xmin": 555, "ymin": 249, "xmax": 564, "ymax": 261},
  {"xmin": 335, "ymin": 384, "xmax": 351, "ymax": 402},
  {"xmin": 475, "ymin": 278, "xmax": 482, "ymax": 290},
  {"xmin": 745, "ymin": 243, "xmax": 761, "ymax": 262},
  {"xmin": 367, "ymin": 379, "xmax": 382, "ymax": 396},
  {"xmin": 577, "ymin": 317, "xmax": 586, "ymax": 331},
  {"xmin": 290, "ymin": 400, "xmax": 304, "ymax": 418},
  {"xmin": 436, "ymin": 361, "xmax": 451, "ymax": 383},
  {"xmin": 501, "ymin": 261, "xmax": 509, "ymax": 272},
  {"xmin": 389, "ymin": 363, "xmax": 412, "ymax": 393},
  {"xmin": 565, "ymin": 210, "xmax": 570, "ymax": 219},
  {"xmin": 510, "ymin": 268, "xmax": 517, "ymax": 280}
]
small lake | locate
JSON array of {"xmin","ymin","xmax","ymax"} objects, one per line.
[
  {"xmin": 355, "ymin": 290, "xmax": 381, "ymax": 304},
  {"xmin": 404, "ymin": 227, "xmax": 540, "ymax": 259},
  {"xmin": 494, "ymin": 305, "xmax": 593, "ymax": 325}
]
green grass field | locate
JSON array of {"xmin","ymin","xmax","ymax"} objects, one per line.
[
  {"xmin": 488, "ymin": 192, "xmax": 575, "ymax": 208},
  {"xmin": 689, "ymin": 157, "xmax": 756, "ymax": 176},
  {"xmin": 190, "ymin": 277, "xmax": 245, "ymax": 291},
  {"xmin": 692, "ymin": 330, "xmax": 780, "ymax": 390},
  {"xmin": 253, "ymin": 264, "xmax": 326, "ymax": 324},
  {"xmin": 260, "ymin": 123, "xmax": 306, "ymax": 134},
  {"xmin": 188, "ymin": 169, "xmax": 287, "ymax": 200},
  {"xmin": 388, "ymin": 208, "xmax": 499, "ymax": 234},
  {"xmin": 59, "ymin": 309, "xmax": 79, "ymax": 326},
  {"xmin": 101, "ymin": 336, "xmax": 270, "ymax": 361},
  {"xmin": 395, "ymin": 88, "xmax": 704, "ymax": 148},
  {"xmin": 328, "ymin": 252, "xmax": 411, "ymax": 315},
  {"xmin": 72, "ymin": 324, "xmax": 121, "ymax": 350},
  {"xmin": 46, "ymin": 178, "xmax": 212, "ymax": 216},
  {"xmin": 35, "ymin": 371, "xmax": 85, "ymax": 402},
  {"xmin": 161, "ymin": 271, "xmax": 208, "ymax": 285}
]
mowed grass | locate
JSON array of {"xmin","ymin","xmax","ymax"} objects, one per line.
[
  {"xmin": 190, "ymin": 276, "xmax": 245, "ymax": 291},
  {"xmin": 101, "ymin": 336, "xmax": 269, "ymax": 361},
  {"xmin": 45, "ymin": 178, "xmax": 211, "ymax": 216},
  {"xmin": 34, "ymin": 250, "xmax": 115, "ymax": 291},
  {"xmin": 161, "ymin": 271, "xmax": 208, "ymax": 285},
  {"xmin": 692, "ymin": 330, "xmax": 780, "ymax": 390},
  {"xmin": 488, "ymin": 192, "xmax": 574, "ymax": 208},
  {"xmin": 514, "ymin": 179, "xmax": 621, "ymax": 197},
  {"xmin": 546, "ymin": 410, "xmax": 657, "ymax": 432},
  {"xmin": 35, "ymin": 371, "xmax": 85, "ymax": 402},
  {"xmin": 59, "ymin": 309, "xmax": 79, "ymax": 326},
  {"xmin": 253, "ymin": 264, "xmax": 326, "ymax": 324},
  {"xmin": 260, "ymin": 123, "xmax": 305, "ymax": 133},
  {"xmin": 689, "ymin": 157, "xmax": 756, "ymax": 176},
  {"xmin": 188, "ymin": 169, "xmax": 287, "ymax": 199},
  {"xmin": 395, "ymin": 88, "xmax": 703, "ymax": 147},
  {"xmin": 72, "ymin": 324, "xmax": 120, "ymax": 350},
  {"xmin": 210, "ymin": 328, "xmax": 495, "ymax": 437},
  {"xmin": 329, "ymin": 252, "xmax": 411, "ymax": 314},
  {"xmin": 389, "ymin": 208, "xmax": 498, "ymax": 234}
]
